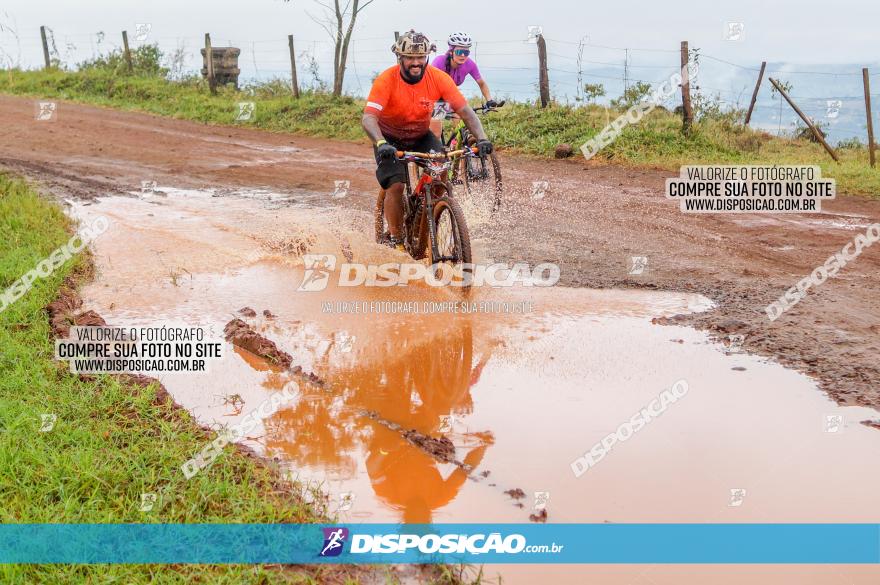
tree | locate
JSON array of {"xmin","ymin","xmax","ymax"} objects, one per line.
[
  {"xmin": 610, "ymin": 81, "xmax": 652, "ymax": 109},
  {"xmin": 583, "ymin": 83, "xmax": 605, "ymax": 103},
  {"xmin": 770, "ymin": 80, "xmax": 793, "ymax": 135},
  {"xmin": 286, "ymin": 0, "xmax": 377, "ymax": 96}
]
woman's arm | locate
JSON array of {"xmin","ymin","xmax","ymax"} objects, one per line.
[{"xmin": 476, "ymin": 78, "xmax": 492, "ymax": 102}]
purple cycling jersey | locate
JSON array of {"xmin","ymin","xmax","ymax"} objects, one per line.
[{"xmin": 431, "ymin": 53, "xmax": 482, "ymax": 87}]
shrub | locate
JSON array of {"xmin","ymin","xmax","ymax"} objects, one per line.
[
  {"xmin": 610, "ymin": 82, "xmax": 652, "ymax": 109},
  {"xmin": 837, "ymin": 136, "xmax": 864, "ymax": 149},
  {"xmin": 78, "ymin": 44, "xmax": 168, "ymax": 77}
]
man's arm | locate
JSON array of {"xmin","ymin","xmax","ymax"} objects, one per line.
[
  {"xmin": 453, "ymin": 105, "xmax": 488, "ymax": 142},
  {"xmin": 362, "ymin": 112, "xmax": 385, "ymax": 144}
]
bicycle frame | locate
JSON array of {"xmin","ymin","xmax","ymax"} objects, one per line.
[
  {"xmin": 440, "ymin": 101, "xmax": 504, "ymax": 148},
  {"xmin": 444, "ymin": 119, "xmax": 468, "ymax": 149},
  {"xmin": 438, "ymin": 102, "xmax": 504, "ymax": 187},
  {"xmin": 398, "ymin": 149, "xmax": 473, "ymax": 263}
]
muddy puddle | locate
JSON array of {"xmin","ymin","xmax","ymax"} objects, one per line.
[{"xmin": 72, "ymin": 188, "xmax": 880, "ymax": 584}]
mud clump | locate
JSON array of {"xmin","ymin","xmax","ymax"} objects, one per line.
[
  {"xmin": 262, "ymin": 309, "xmax": 276, "ymax": 319},
  {"xmin": 290, "ymin": 365, "xmax": 326, "ymax": 389},
  {"xmin": 238, "ymin": 307, "xmax": 257, "ymax": 317},
  {"xmin": 504, "ymin": 488, "xmax": 526, "ymax": 500},
  {"xmin": 711, "ymin": 318, "xmax": 748, "ymax": 334},
  {"xmin": 119, "ymin": 374, "xmax": 172, "ymax": 404},
  {"xmin": 71, "ymin": 310, "xmax": 105, "ymax": 328},
  {"xmin": 401, "ymin": 429, "xmax": 455, "ymax": 463},
  {"xmin": 555, "ymin": 143, "xmax": 574, "ymax": 158},
  {"xmin": 529, "ymin": 509, "xmax": 548, "ymax": 523},
  {"xmin": 361, "ymin": 410, "xmax": 457, "ymax": 464},
  {"xmin": 223, "ymin": 318, "xmax": 292, "ymax": 368},
  {"xmin": 45, "ymin": 282, "xmax": 171, "ymax": 407},
  {"xmin": 46, "ymin": 289, "xmax": 107, "ymax": 337}
]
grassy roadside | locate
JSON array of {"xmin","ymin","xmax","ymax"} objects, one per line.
[
  {"xmin": 1, "ymin": 65, "xmax": 878, "ymax": 196},
  {"xmin": 0, "ymin": 173, "xmax": 394, "ymax": 584}
]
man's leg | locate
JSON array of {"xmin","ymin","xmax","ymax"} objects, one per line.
[
  {"xmin": 384, "ymin": 181, "xmax": 406, "ymax": 238},
  {"xmin": 374, "ymin": 138, "xmax": 408, "ymax": 240}
]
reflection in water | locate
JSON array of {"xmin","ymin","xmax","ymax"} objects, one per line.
[{"xmin": 264, "ymin": 320, "xmax": 494, "ymax": 523}]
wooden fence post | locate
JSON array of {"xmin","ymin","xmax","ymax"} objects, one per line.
[
  {"xmin": 744, "ymin": 61, "xmax": 766, "ymax": 125},
  {"xmin": 205, "ymin": 33, "xmax": 216, "ymax": 94},
  {"xmin": 122, "ymin": 31, "xmax": 133, "ymax": 73},
  {"xmin": 769, "ymin": 77, "xmax": 839, "ymax": 162},
  {"xmin": 680, "ymin": 41, "xmax": 694, "ymax": 134},
  {"xmin": 537, "ymin": 34, "xmax": 550, "ymax": 108},
  {"xmin": 288, "ymin": 35, "xmax": 300, "ymax": 98},
  {"xmin": 40, "ymin": 26, "xmax": 51, "ymax": 69},
  {"xmin": 864, "ymin": 68, "xmax": 876, "ymax": 168}
]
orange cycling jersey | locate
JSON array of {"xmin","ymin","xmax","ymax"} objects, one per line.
[{"xmin": 364, "ymin": 65, "xmax": 467, "ymax": 141}]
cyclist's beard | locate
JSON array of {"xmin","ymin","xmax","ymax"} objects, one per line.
[{"xmin": 399, "ymin": 60, "xmax": 426, "ymax": 84}]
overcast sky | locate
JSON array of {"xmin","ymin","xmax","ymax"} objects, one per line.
[
  {"xmin": 1, "ymin": 0, "xmax": 877, "ymax": 66},
  {"xmin": 2, "ymin": 0, "xmax": 877, "ymax": 143}
]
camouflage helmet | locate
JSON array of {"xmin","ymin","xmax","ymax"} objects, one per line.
[{"xmin": 391, "ymin": 30, "xmax": 436, "ymax": 57}]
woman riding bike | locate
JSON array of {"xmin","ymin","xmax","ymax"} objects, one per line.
[{"xmin": 429, "ymin": 32, "xmax": 498, "ymax": 139}]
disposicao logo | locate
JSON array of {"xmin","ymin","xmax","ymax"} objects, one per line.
[
  {"xmin": 299, "ymin": 254, "xmax": 337, "ymax": 292},
  {"xmin": 319, "ymin": 527, "xmax": 349, "ymax": 557}
]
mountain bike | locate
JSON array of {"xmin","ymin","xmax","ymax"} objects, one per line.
[
  {"xmin": 375, "ymin": 148, "xmax": 476, "ymax": 289},
  {"xmin": 441, "ymin": 101, "xmax": 505, "ymax": 211}
]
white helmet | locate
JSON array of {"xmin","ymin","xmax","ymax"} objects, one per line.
[{"xmin": 447, "ymin": 32, "xmax": 473, "ymax": 48}]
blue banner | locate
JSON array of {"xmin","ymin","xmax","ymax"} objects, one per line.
[{"xmin": 0, "ymin": 524, "xmax": 878, "ymax": 564}]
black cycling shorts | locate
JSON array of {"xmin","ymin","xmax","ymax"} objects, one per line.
[{"xmin": 374, "ymin": 132, "xmax": 444, "ymax": 189}]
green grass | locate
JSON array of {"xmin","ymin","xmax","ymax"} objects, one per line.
[
  {"xmin": 0, "ymin": 174, "xmax": 394, "ymax": 583},
  {"xmin": 1, "ymin": 66, "xmax": 878, "ymax": 196},
  {"xmin": 489, "ymin": 101, "xmax": 880, "ymax": 196},
  {"xmin": 0, "ymin": 68, "xmax": 365, "ymax": 141}
]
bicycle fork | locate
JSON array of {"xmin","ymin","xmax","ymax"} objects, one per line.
[{"xmin": 415, "ymin": 173, "xmax": 444, "ymax": 263}]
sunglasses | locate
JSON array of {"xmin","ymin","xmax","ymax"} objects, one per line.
[{"xmin": 453, "ymin": 49, "xmax": 470, "ymax": 57}]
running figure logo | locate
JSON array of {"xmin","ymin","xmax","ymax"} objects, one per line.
[
  {"xmin": 134, "ymin": 23, "xmax": 152, "ymax": 42},
  {"xmin": 298, "ymin": 254, "xmax": 337, "ymax": 292},
  {"xmin": 825, "ymin": 100, "xmax": 842, "ymax": 119},
  {"xmin": 319, "ymin": 527, "xmax": 349, "ymax": 557},
  {"xmin": 628, "ymin": 256, "xmax": 649, "ymax": 275},
  {"xmin": 332, "ymin": 180, "xmax": 350, "ymax": 199},
  {"xmin": 35, "ymin": 102, "xmax": 57, "ymax": 121}
]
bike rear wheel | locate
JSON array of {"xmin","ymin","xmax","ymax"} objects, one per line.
[
  {"xmin": 374, "ymin": 189, "xmax": 388, "ymax": 244},
  {"xmin": 462, "ymin": 151, "xmax": 503, "ymax": 212}
]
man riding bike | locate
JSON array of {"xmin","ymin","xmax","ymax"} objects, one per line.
[
  {"xmin": 429, "ymin": 31, "xmax": 498, "ymax": 139},
  {"xmin": 362, "ymin": 30, "xmax": 493, "ymax": 252}
]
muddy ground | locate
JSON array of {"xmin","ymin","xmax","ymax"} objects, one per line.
[{"xmin": 1, "ymin": 94, "xmax": 878, "ymax": 412}]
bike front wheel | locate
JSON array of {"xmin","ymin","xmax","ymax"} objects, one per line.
[{"xmin": 430, "ymin": 187, "xmax": 473, "ymax": 291}]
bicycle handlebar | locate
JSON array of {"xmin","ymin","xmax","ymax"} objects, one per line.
[
  {"xmin": 443, "ymin": 100, "xmax": 506, "ymax": 119},
  {"xmin": 397, "ymin": 146, "xmax": 478, "ymax": 160},
  {"xmin": 474, "ymin": 100, "xmax": 506, "ymax": 113}
]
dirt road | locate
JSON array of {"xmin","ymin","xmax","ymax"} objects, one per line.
[{"xmin": 2, "ymin": 94, "xmax": 878, "ymax": 411}]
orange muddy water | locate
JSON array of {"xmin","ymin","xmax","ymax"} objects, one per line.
[{"xmin": 72, "ymin": 188, "xmax": 880, "ymax": 584}]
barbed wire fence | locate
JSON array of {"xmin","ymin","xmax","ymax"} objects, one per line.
[{"xmin": 2, "ymin": 24, "xmax": 878, "ymax": 154}]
